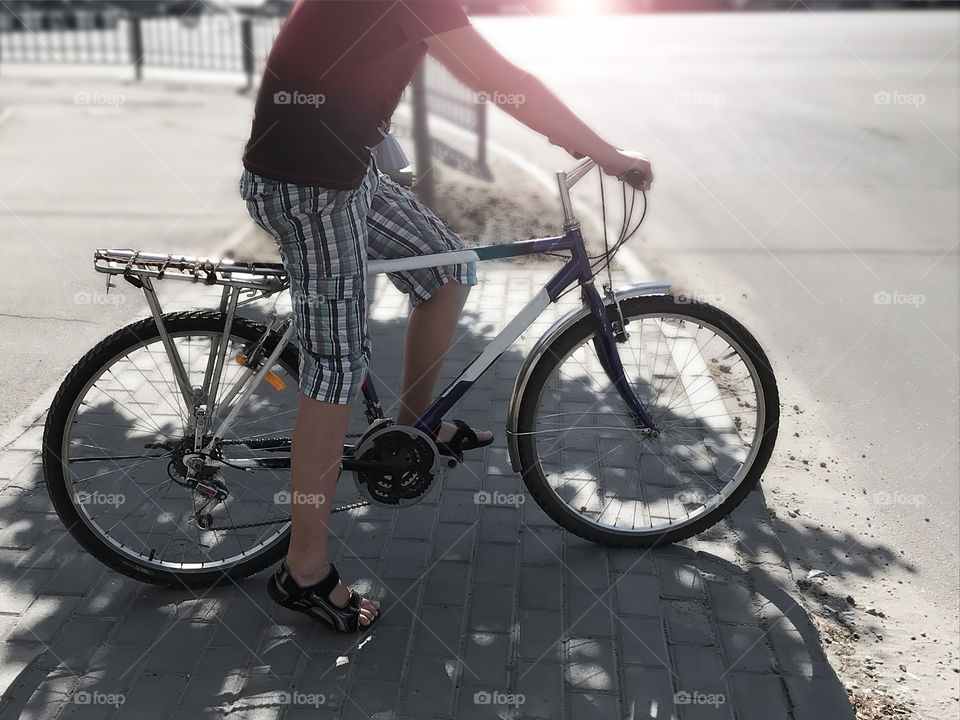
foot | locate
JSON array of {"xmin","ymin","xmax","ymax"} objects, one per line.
[
  {"xmin": 290, "ymin": 562, "xmax": 380, "ymax": 627},
  {"xmin": 436, "ymin": 421, "xmax": 492, "ymax": 445}
]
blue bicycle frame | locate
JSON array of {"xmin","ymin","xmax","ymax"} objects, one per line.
[{"xmin": 357, "ymin": 223, "xmax": 660, "ymax": 442}]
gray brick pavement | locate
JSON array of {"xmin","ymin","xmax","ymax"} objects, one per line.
[{"xmin": 0, "ymin": 268, "xmax": 854, "ymax": 719}]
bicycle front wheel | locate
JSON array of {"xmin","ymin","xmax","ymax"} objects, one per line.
[
  {"xmin": 515, "ymin": 295, "xmax": 779, "ymax": 546},
  {"xmin": 42, "ymin": 311, "xmax": 301, "ymax": 587}
]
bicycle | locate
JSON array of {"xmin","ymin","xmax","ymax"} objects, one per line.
[{"xmin": 42, "ymin": 158, "xmax": 780, "ymax": 587}]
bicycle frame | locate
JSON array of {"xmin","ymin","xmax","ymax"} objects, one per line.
[
  {"xmin": 367, "ymin": 226, "xmax": 661, "ymax": 440},
  {"xmin": 92, "ymin": 158, "xmax": 662, "ymax": 468}
]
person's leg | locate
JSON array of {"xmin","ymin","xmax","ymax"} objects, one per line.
[
  {"xmin": 366, "ymin": 174, "xmax": 490, "ymax": 443},
  {"xmin": 284, "ymin": 395, "xmax": 379, "ymax": 626},
  {"xmin": 241, "ymin": 166, "xmax": 380, "ymax": 629}
]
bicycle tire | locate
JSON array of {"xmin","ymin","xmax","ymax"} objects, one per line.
[
  {"xmin": 42, "ymin": 311, "xmax": 301, "ymax": 587},
  {"xmin": 515, "ymin": 295, "xmax": 779, "ymax": 547}
]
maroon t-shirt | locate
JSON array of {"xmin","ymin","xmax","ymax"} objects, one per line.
[{"xmin": 243, "ymin": 0, "xmax": 470, "ymax": 189}]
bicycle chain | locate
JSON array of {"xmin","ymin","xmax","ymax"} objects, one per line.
[
  {"xmin": 205, "ymin": 500, "xmax": 371, "ymax": 531},
  {"xmin": 207, "ymin": 432, "xmax": 370, "ymax": 530}
]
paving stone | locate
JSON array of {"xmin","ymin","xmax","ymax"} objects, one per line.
[
  {"xmin": 399, "ymin": 656, "xmax": 456, "ymax": 717},
  {"xmin": 655, "ymin": 552, "xmax": 705, "ymax": 600},
  {"xmin": 566, "ymin": 636, "xmax": 616, "ymax": 691},
  {"xmin": 355, "ymin": 626, "xmax": 410, "ymax": 682},
  {"xmin": 0, "ymin": 450, "xmax": 39, "ymax": 481},
  {"xmin": 616, "ymin": 615, "xmax": 670, "ymax": 669},
  {"xmin": 468, "ymin": 583, "xmax": 514, "ymax": 633},
  {"xmin": 410, "ymin": 604, "xmax": 463, "ymax": 658},
  {"xmin": 121, "ymin": 672, "xmax": 188, "ymax": 720},
  {"xmin": 12, "ymin": 595, "xmax": 79, "ymax": 644},
  {"xmin": 514, "ymin": 661, "xmax": 563, "ymax": 719},
  {"xmin": 767, "ymin": 628, "xmax": 816, "ymax": 678},
  {"xmin": 422, "ymin": 560, "xmax": 469, "ymax": 607},
  {"xmin": 10, "ymin": 529, "xmax": 68, "ymax": 572},
  {"xmin": 663, "ymin": 599, "xmax": 716, "ymax": 646},
  {"xmin": 516, "ymin": 608, "xmax": 564, "ymax": 662},
  {"xmin": 566, "ymin": 588, "xmax": 615, "ymax": 637},
  {"xmin": 380, "ymin": 540, "xmax": 430, "ymax": 580},
  {"xmin": 717, "ymin": 624, "xmax": 775, "ymax": 674},
  {"xmin": 563, "ymin": 546, "xmax": 610, "ymax": 587},
  {"xmin": 518, "ymin": 566, "xmax": 561, "ymax": 612},
  {"xmin": 474, "ymin": 542, "xmax": 518, "ymax": 585},
  {"xmin": 438, "ymin": 490, "xmax": 480, "ymax": 524},
  {"xmin": 613, "ymin": 572, "xmax": 663, "ymax": 617},
  {"xmin": 39, "ymin": 617, "xmax": 112, "ymax": 673},
  {"xmin": 392, "ymin": 504, "xmax": 438, "ymax": 541},
  {"xmin": 462, "ymin": 632, "xmax": 510, "ymax": 686},
  {"xmin": 75, "ymin": 575, "xmax": 138, "ymax": 619},
  {"xmin": 478, "ymin": 506, "xmax": 521, "ymax": 543},
  {"xmin": 340, "ymin": 680, "xmax": 399, "ymax": 720},
  {"xmin": 569, "ymin": 691, "xmax": 620, "ymax": 719},
  {"xmin": 608, "ymin": 548, "xmax": 656, "ymax": 575},
  {"xmin": 518, "ymin": 525, "xmax": 563, "ymax": 566},
  {"xmin": 341, "ymin": 519, "xmax": 391, "ymax": 559},
  {"xmin": 45, "ymin": 553, "xmax": 106, "ymax": 597},
  {"xmin": 785, "ymin": 675, "xmax": 856, "ymax": 720},
  {"xmin": 729, "ymin": 672, "xmax": 789, "ymax": 720},
  {"xmin": 671, "ymin": 645, "xmax": 730, "ymax": 715},
  {"xmin": 0, "ymin": 567, "xmax": 52, "ymax": 616},
  {"xmin": 18, "ymin": 672, "xmax": 76, "ymax": 720},
  {"xmin": 432, "ymin": 522, "xmax": 475, "ymax": 563},
  {"xmin": 706, "ymin": 580, "xmax": 757, "ymax": 625}
]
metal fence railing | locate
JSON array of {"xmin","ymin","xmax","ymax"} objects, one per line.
[{"xmin": 0, "ymin": 4, "xmax": 488, "ymax": 185}]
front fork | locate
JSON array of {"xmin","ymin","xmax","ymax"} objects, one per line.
[{"xmin": 581, "ymin": 282, "xmax": 659, "ymax": 434}]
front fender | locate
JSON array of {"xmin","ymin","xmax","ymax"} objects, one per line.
[{"xmin": 505, "ymin": 280, "xmax": 670, "ymax": 473}]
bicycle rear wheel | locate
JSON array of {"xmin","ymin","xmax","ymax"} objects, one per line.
[
  {"xmin": 514, "ymin": 295, "xmax": 779, "ymax": 546},
  {"xmin": 42, "ymin": 311, "xmax": 301, "ymax": 587}
]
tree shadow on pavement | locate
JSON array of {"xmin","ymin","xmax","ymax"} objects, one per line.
[{"xmin": 0, "ymin": 288, "xmax": 914, "ymax": 720}]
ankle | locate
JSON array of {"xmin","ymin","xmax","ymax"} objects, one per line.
[{"xmin": 285, "ymin": 556, "xmax": 331, "ymax": 587}]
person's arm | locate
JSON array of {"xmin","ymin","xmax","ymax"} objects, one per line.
[{"xmin": 423, "ymin": 25, "xmax": 652, "ymax": 188}]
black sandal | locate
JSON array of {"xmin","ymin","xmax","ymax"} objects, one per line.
[
  {"xmin": 267, "ymin": 561, "xmax": 377, "ymax": 633},
  {"xmin": 433, "ymin": 419, "xmax": 494, "ymax": 461}
]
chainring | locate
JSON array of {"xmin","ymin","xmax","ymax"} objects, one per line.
[{"xmin": 352, "ymin": 425, "xmax": 440, "ymax": 507}]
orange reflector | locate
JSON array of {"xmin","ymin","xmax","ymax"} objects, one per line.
[{"xmin": 235, "ymin": 353, "xmax": 286, "ymax": 391}]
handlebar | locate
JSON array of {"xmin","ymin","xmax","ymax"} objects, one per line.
[{"xmin": 556, "ymin": 157, "xmax": 648, "ymax": 229}]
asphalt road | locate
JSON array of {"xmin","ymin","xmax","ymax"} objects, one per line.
[{"xmin": 472, "ymin": 10, "xmax": 960, "ymax": 615}]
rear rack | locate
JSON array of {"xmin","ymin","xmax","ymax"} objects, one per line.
[{"xmin": 94, "ymin": 248, "xmax": 288, "ymax": 293}]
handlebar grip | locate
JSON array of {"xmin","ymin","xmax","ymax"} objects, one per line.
[{"xmin": 621, "ymin": 169, "xmax": 650, "ymax": 190}]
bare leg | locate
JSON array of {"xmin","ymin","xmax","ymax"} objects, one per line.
[
  {"xmin": 394, "ymin": 281, "xmax": 492, "ymax": 443},
  {"xmin": 284, "ymin": 395, "xmax": 379, "ymax": 626}
]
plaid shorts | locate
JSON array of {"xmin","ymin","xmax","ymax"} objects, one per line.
[{"xmin": 239, "ymin": 160, "xmax": 477, "ymax": 404}]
